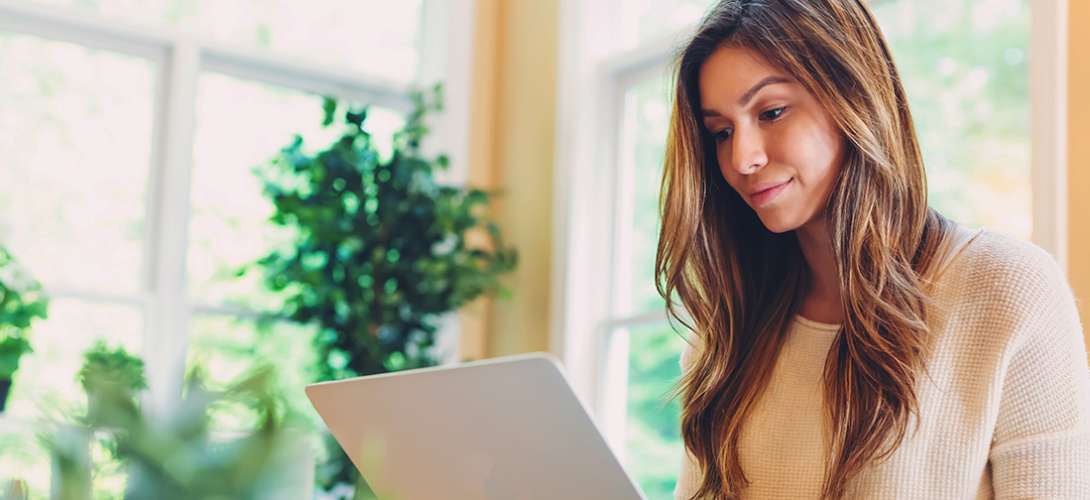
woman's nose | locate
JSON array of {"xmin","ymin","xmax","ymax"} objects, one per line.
[{"xmin": 729, "ymin": 126, "xmax": 768, "ymax": 175}]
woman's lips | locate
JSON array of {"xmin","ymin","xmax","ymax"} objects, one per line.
[{"xmin": 749, "ymin": 179, "xmax": 792, "ymax": 207}]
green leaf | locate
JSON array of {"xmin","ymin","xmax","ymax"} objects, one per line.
[
  {"xmin": 0, "ymin": 245, "xmax": 48, "ymax": 378},
  {"xmin": 321, "ymin": 96, "xmax": 338, "ymax": 127}
]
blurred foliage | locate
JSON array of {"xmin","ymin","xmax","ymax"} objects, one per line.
[
  {"xmin": 248, "ymin": 83, "xmax": 516, "ymax": 495},
  {"xmin": 0, "ymin": 246, "xmax": 48, "ymax": 391},
  {"xmin": 623, "ymin": 326, "xmax": 686, "ymax": 500},
  {"xmin": 0, "ymin": 479, "xmax": 29, "ymax": 500},
  {"xmin": 253, "ymin": 83, "xmax": 516, "ymax": 378},
  {"xmin": 77, "ymin": 341, "xmax": 147, "ymax": 424},
  {"xmin": 48, "ymin": 346, "xmax": 307, "ymax": 500},
  {"xmin": 0, "ymin": 337, "xmax": 31, "ymax": 383}
]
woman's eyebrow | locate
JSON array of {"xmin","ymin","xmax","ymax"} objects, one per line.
[
  {"xmin": 737, "ymin": 75, "xmax": 792, "ymax": 106},
  {"xmin": 702, "ymin": 75, "xmax": 793, "ymax": 117}
]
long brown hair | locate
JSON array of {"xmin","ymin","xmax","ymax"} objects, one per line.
[{"xmin": 656, "ymin": 1, "xmax": 956, "ymax": 498}]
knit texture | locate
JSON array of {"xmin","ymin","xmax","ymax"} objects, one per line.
[{"xmin": 673, "ymin": 227, "xmax": 1090, "ymax": 499}]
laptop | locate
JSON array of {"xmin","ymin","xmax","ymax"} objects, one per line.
[{"xmin": 305, "ymin": 352, "xmax": 647, "ymax": 500}]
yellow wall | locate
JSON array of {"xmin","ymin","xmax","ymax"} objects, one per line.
[
  {"xmin": 1070, "ymin": 1, "xmax": 1090, "ymax": 352},
  {"xmin": 460, "ymin": 0, "xmax": 558, "ymax": 360},
  {"xmin": 458, "ymin": 0, "xmax": 500, "ymax": 362}
]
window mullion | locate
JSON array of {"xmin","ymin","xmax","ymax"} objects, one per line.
[
  {"xmin": 552, "ymin": 0, "xmax": 631, "ymax": 417},
  {"xmin": 200, "ymin": 43, "xmax": 414, "ymax": 115},
  {"xmin": 1029, "ymin": 0, "xmax": 1068, "ymax": 268},
  {"xmin": 599, "ymin": 310, "xmax": 670, "ymax": 333},
  {"xmin": 0, "ymin": 0, "xmax": 169, "ymax": 58},
  {"xmin": 412, "ymin": 0, "xmax": 475, "ymax": 365},
  {"xmin": 144, "ymin": 37, "xmax": 199, "ymax": 416}
]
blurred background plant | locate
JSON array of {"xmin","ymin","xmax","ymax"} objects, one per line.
[
  {"xmin": 245, "ymin": 83, "xmax": 516, "ymax": 497},
  {"xmin": 43, "ymin": 344, "xmax": 309, "ymax": 500},
  {"xmin": 0, "ymin": 246, "xmax": 49, "ymax": 412},
  {"xmin": 77, "ymin": 341, "xmax": 146, "ymax": 424}
]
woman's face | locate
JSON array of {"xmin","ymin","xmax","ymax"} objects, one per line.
[{"xmin": 698, "ymin": 45, "xmax": 845, "ymax": 234}]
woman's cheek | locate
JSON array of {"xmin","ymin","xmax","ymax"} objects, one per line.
[{"xmin": 716, "ymin": 152, "xmax": 736, "ymax": 187}]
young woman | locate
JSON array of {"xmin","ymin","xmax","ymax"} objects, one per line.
[{"xmin": 655, "ymin": 1, "xmax": 1090, "ymax": 499}]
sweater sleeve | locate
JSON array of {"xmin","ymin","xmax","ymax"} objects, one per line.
[
  {"xmin": 988, "ymin": 247, "xmax": 1090, "ymax": 499},
  {"xmin": 674, "ymin": 338, "xmax": 703, "ymax": 500}
]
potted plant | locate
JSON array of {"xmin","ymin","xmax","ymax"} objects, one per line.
[
  {"xmin": 250, "ymin": 84, "xmax": 517, "ymax": 496},
  {"xmin": 0, "ymin": 246, "xmax": 48, "ymax": 412}
]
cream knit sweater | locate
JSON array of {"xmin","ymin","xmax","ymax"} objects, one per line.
[{"xmin": 673, "ymin": 228, "xmax": 1090, "ymax": 499}]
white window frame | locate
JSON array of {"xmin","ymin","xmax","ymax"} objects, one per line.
[
  {"xmin": 0, "ymin": 0, "xmax": 476, "ymax": 417},
  {"xmin": 551, "ymin": 0, "xmax": 1069, "ymax": 459}
]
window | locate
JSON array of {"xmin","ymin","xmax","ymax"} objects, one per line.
[
  {"xmin": 872, "ymin": 0, "xmax": 1033, "ymax": 240},
  {"xmin": 553, "ymin": 3, "xmax": 720, "ymax": 498},
  {"xmin": 553, "ymin": 0, "xmax": 1063, "ymax": 498},
  {"xmin": 602, "ymin": 72, "xmax": 684, "ymax": 500},
  {"xmin": 0, "ymin": 1, "xmax": 472, "ymax": 496},
  {"xmin": 185, "ymin": 73, "xmax": 407, "ymax": 426},
  {"xmin": 23, "ymin": 0, "xmax": 423, "ymax": 84},
  {"xmin": 0, "ymin": 32, "xmax": 155, "ymax": 490}
]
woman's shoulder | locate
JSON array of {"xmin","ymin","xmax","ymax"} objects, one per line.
[
  {"xmin": 941, "ymin": 225, "xmax": 1072, "ymax": 317},
  {"xmin": 952, "ymin": 228, "xmax": 1064, "ymax": 284},
  {"xmin": 680, "ymin": 333, "xmax": 703, "ymax": 371},
  {"xmin": 929, "ymin": 227, "xmax": 1082, "ymax": 377}
]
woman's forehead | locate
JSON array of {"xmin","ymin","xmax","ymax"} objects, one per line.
[{"xmin": 698, "ymin": 46, "xmax": 797, "ymax": 115}]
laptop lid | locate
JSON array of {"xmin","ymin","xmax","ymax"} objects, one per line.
[{"xmin": 305, "ymin": 352, "xmax": 646, "ymax": 500}]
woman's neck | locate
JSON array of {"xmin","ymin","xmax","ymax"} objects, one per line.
[{"xmin": 794, "ymin": 216, "xmax": 844, "ymax": 324}]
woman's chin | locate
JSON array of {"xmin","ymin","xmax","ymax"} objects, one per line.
[{"xmin": 756, "ymin": 213, "xmax": 800, "ymax": 234}]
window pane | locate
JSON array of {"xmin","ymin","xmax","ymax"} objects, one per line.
[
  {"xmin": 873, "ymin": 0, "xmax": 1031, "ymax": 239},
  {"xmin": 6, "ymin": 299, "xmax": 143, "ymax": 418},
  {"xmin": 6, "ymin": 298, "xmax": 141, "ymax": 500},
  {"xmin": 0, "ymin": 418, "xmax": 51, "ymax": 498},
  {"xmin": 185, "ymin": 314, "xmax": 320, "ymax": 432},
  {"xmin": 603, "ymin": 323, "xmax": 687, "ymax": 500},
  {"xmin": 27, "ymin": 0, "xmax": 423, "ymax": 84},
  {"xmin": 0, "ymin": 423, "xmax": 126, "ymax": 500},
  {"xmin": 616, "ymin": 0, "xmax": 716, "ymax": 49},
  {"xmin": 615, "ymin": 72, "xmax": 672, "ymax": 316},
  {"xmin": 0, "ymin": 32, "xmax": 155, "ymax": 295},
  {"xmin": 188, "ymin": 72, "xmax": 404, "ymax": 310}
]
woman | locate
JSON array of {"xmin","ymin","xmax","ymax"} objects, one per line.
[{"xmin": 656, "ymin": 1, "xmax": 1090, "ymax": 499}]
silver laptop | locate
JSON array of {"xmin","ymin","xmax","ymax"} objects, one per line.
[{"xmin": 305, "ymin": 352, "xmax": 646, "ymax": 500}]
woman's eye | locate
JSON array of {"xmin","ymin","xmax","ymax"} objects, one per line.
[
  {"xmin": 760, "ymin": 107, "xmax": 787, "ymax": 121},
  {"xmin": 713, "ymin": 128, "xmax": 733, "ymax": 143}
]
